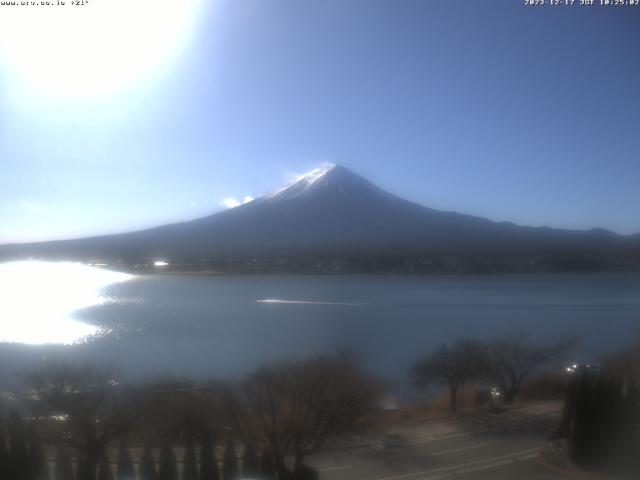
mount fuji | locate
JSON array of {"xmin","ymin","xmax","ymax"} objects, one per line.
[{"xmin": 1, "ymin": 165, "xmax": 638, "ymax": 268}]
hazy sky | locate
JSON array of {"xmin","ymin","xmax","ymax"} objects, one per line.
[{"xmin": 1, "ymin": 0, "xmax": 639, "ymax": 243}]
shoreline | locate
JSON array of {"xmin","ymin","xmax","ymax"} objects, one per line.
[{"xmin": 114, "ymin": 268, "xmax": 640, "ymax": 277}]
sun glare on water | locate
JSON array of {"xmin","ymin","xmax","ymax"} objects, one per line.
[
  {"xmin": 0, "ymin": 0, "xmax": 202, "ymax": 97},
  {"xmin": 0, "ymin": 261, "xmax": 133, "ymax": 345}
]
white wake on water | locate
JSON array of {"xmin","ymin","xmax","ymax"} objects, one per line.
[{"xmin": 256, "ymin": 298, "xmax": 368, "ymax": 306}]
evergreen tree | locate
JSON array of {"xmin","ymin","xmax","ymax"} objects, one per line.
[
  {"xmin": 182, "ymin": 437, "xmax": 198, "ymax": 480},
  {"xmin": 8, "ymin": 411, "xmax": 30, "ymax": 480},
  {"xmin": 138, "ymin": 446, "xmax": 157, "ymax": 480},
  {"xmin": 54, "ymin": 445, "xmax": 75, "ymax": 480},
  {"xmin": 221, "ymin": 439, "xmax": 238, "ymax": 480},
  {"xmin": 157, "ymin": 443, "xmax": 177, "ymax": 480},
  {"xmin": 28, "ymin": 429, "xmax": 49, "ymax": 480},
  {"xmin": 0, "ymin": 418, "xmax": 10, "ymax": 480},
  {"xmin": 198, "ymin": 431, "xmax": 218, "ymax": 480},
  {"xmin": 618, "ymin": 381, "xmax": 640, "ymax": 473},
  {"xmin": 258, "ymin": 451, "xmax": 275, "ymax": 480},
  {"xmin": 567, "ymin": 369, "xmax": 597, "ymax": 466},
  {"xmin": 292, "ymin": 464, "xmax": 318, "ymax": 480},
  {"xmin": 97, "ymin": 453, "xmax": 114, "ymax": 480},
  {"xmin": 116, "ymin": 445, "xmax": 135, "ymax": 480},
  {"xmin": 241, "ymin": 444, "xmax": 258, "ymax": 479},
  {"xmin": 563, "ymin": 367, "xmax": 639, "ymax": 472}
]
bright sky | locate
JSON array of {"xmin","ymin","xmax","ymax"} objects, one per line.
[{"xmin": 1, "ymin": 0, "xmax": 639, "ymax": 243}]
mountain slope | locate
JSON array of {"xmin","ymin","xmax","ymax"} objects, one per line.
[{"xmin": 0, "ymin": 165, "xmax": 637, "ymax": 262}]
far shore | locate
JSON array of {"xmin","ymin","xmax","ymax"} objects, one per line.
[{"xmin": 155, "ymin": 269, "xmax": 227, "ymax": 276}]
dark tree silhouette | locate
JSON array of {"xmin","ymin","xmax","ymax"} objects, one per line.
[
  {"xmin": 222, "ymin": 439, "xmax": 238, "ymax": 480},
  {"xmin": 487, "ymin": 333, "xmax": 576, "ymax": 403},
  {"xmin": 199, "ymin": 431, "xmax": 219, "ymax": 480},
  {"xmin": 241, "ymin": 444, "xmax": 259, "ymax": 479},
  {"xmin": 139, "ymin": 445, "xmax": 158, "ymax": 480},
  {"xmin": 158, "ymin": 443, "xmax": 178, "ymax": 480},
  {"xmin": 26, "ymin": 364, "xmax": 139, "ymax": 480},
  {"xmin": 0, "ymin": 419, "xmax": 8, "ymax": 480},
  {"xmin": 135, "ymin": 379, "xmax": 227, "ymax": 453},
  {"xmin": 27, "ymin": 428, "xmax": 49, "ymax": 480},
  {"xmin": 412, "ymin": 339, "xmax": 488, "ymax": 414},
  {"xmin": 97, "ymin": 453, "xmax": 113, "ymax": 480},
  {"xmin": 8, "ymin": 411, "xmax": 30, "ymax": 480},
  {"xmin": 258, "ymin": 451, "xmax": 275, "ymax": 480},
  {"xmin": 182, "ymin": 436, "xmax": 198, "ymax": 480},
  {"xmin": 54, "ymin": 445, "xmax": 75, "ymax": 480},
  {"xmin": 116, "ymin": 445, "xmax": 135, "ymax": 480},
  {"xmin": 559, "ymin": 345, "xmax": 640, "ymax": 477},
  {"xmin": 293, "ymin": 463, "xmax": 319, "ymax": 480}
]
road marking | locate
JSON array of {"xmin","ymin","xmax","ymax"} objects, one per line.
[
  {"xmin": 318, "ymin": 465, "xmax": 352, "ymax": 472},
  {"xmin": 375, "ymin": 446, "xmax": 541, "ymax": 480},
  {"xmin": 430, "ymin": 443, "xmax": 488, "ymax": 456},
  {"xmin": 457, "ymin": 459, "xmax": 512, "ymax": 474},
  {"xmin": 516, "ymin": 453, "xmax": 538, "ymax": 461},
  {"xmin": 407, "ymin": 409, "xmax": 562, "ymax": 444},
  {"xmin": 412, "ymin": 475, "xmax": 451, "ymax": 480},
  {"xmin": 412, "ymin": 430, "xmax": 482, "ymax": 444}
]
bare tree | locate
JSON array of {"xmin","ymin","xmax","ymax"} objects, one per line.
[
  {"xmin": 135, "ymin": 378, "xmax": 227, "ymax": 443},
  {"xmin": 228, "ymin": 352, "xmax": 379, "ymax": 475},
  {"xmin": 486, "ymin": 332, "xmax": 576, "ymax": 403},
  {"xmin": 412, "ymin": 339, "xmax": 488, "ymax": 414},
  {"xmin": 25, "ymin": 363, "xmax": 139, "ymax": 480}
]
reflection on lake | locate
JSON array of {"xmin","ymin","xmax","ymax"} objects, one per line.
[
  {"xmin": 0, "ymin": 262, "xmax": 639, "ymax": 395},
  {"xmin": 0, "ymin": 261, "xmax": 133, "ymax": 344}
]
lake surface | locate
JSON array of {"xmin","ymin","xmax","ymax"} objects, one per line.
[{"xmin": 1, "ymin": 262, "xmax": 639, "ymax": 393}]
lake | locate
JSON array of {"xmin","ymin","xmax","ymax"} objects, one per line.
[{"xmin": 1, "ymin": 261, "xmax": 639, "ymax": 393}]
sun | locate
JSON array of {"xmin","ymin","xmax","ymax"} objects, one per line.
[{"xmin": 0, "ymin": 0, "xmax": 202, "ymax": 98}]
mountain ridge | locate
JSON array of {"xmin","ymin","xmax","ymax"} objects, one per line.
[{"xmin": 0, "ymin": 165, "xmax": 638, "ymax": 268}]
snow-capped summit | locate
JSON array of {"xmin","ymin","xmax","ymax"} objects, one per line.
[
  {"xmin": 266, "ymin": 164, "xmax": 387, "ymax": 202},
  {"xmin": 267, "ymin": 164, "xmax": 337, "ymax": 200},
  {"xmin": 297, "ymin": 163, "xmax": 337, "ymax": 184}
]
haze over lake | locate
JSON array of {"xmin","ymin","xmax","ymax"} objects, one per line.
[{"xmin": 1, "ymin": 261, "xmax": 639, "ymax": 394}]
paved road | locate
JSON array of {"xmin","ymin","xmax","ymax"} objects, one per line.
[
  {"xmin": 41, "ymin": 403, "xmax": 569, "ymax": 479},
  {"xmin": 309, "ymin": 406, "xmax": 568, "ymax": 480}
]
